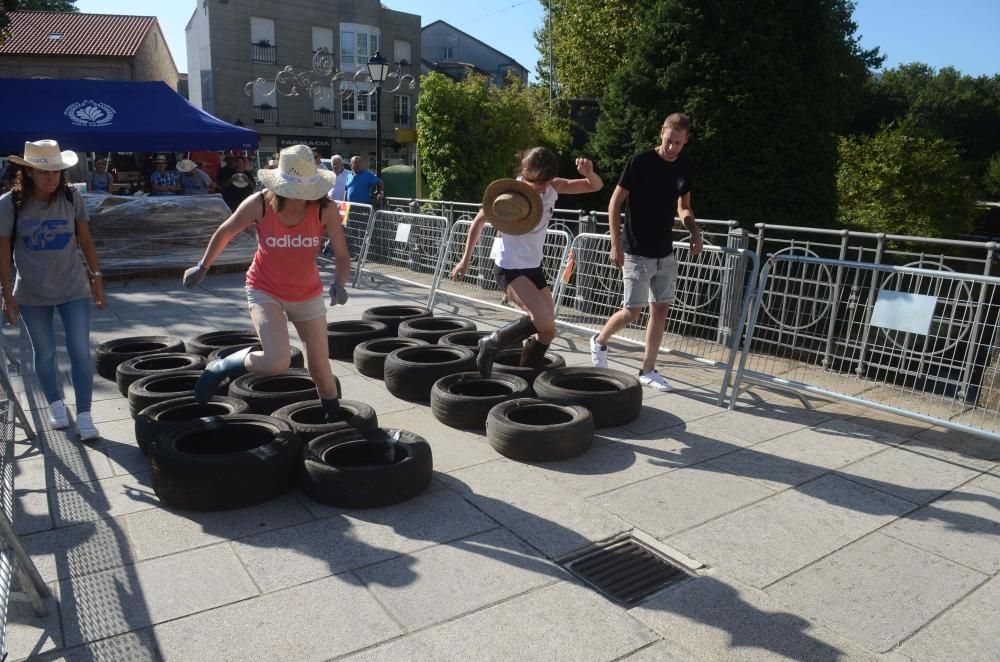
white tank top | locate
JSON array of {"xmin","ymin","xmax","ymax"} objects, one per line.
[{"xmin": 490, "ymin": 182, "xmax": 558, "ymax": 269}]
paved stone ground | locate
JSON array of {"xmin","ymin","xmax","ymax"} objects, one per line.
[{"xmin": 3, "ymin": 271, "xmax": 999, "ymax": 661}]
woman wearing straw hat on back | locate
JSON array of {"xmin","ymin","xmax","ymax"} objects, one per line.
[
  {"xmin": 451, "ymin": 147, "xmax": 603, "ymax": 377},
  {"xmin": 182, "ymin": 144, "xmax": 351, "ymax": 422},
  {"xmin": 0, "ymin": 140, "xmax": 106, "ymax": 441}
]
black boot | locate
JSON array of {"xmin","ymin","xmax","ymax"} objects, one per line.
[
  {"xmin": 520, "ymin": 338, "xmax": 550, "ymax": 371},
  {"xmin": 477, "ymin": 316, "xmax": 537, "ymax": 377},
  {"xmin": 194, "ymin": 346, "xmax": 252, "ymax": 403},
  {"xmin": 321, "ymin": 398, "xmax": 342, "ymax": 424}
]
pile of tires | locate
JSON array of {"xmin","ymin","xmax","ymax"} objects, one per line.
[
  {"xmin": 300, "ymin": 427, "xmax": 433, "ymax": 508},
  {"xmin": 486, "ymin": 398, "xmax": 594, "ymax": 462},
  {"xmin": 206, "ymin": 344, "xmax": 304, "ymax": 369},
  {"xmin": 431, "ymin": 372, "xmax": 530, "ymax": 430},
  {"xmin": 533, "ymin": 367, "xmax": 642, "ymax": 428},
  {"xmin": 326, "ymin": 320, "xmax": 390, "ymax": 360},
  {"xmin": 438, "ymin": 330, "xmax": 492, "ymax": 350},
  {"xmin": 187, "ymin": 329, "xmax": 260, "ymax": 357},
  {"xmin": 127, "ymin": 371, "xmax": 224, "ymax": 418},
  {"xmin": 135, "ymin": 395, "xmax": 249, "ymax": 454},
  {"xmin": 150, "ymin": 414, "xmax": 301, "ymax": 510},
  {"xmin": 383, "ymin": 345, "xmax": 476, "ymax": 402},
  {"xmin": 492, "ymin": 348, "xmax": 566, "ymax": 386},
  {"xmin": 228, "ymin": 368, "xmax": 342, "ymax": 415},
  {"xmin": 272, "ymin": 399, "xmax": 377, "ymax": 443},
  {"xmin": 95, "ymin": 335, "xmax": 185, "ymax": 381},
  {"xmin": 115, "ymin": 352, "xmax": 206, "ymax": 397},
  {"xmin": 398, "ymin": 317, "xmax": 476, "ymax": 344},
  {"xmin": 353, "ymin": 337, "xmax": 428, "ymax": 379},
  {"xmin": 361, "ymin": 305, "xmax": 432, "ymax": 335}
]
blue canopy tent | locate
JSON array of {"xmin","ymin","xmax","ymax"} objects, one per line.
[{"xmin": 0, "ymin": 78, "xmax": 257, "ymax": 152}]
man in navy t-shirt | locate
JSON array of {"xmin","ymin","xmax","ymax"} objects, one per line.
[
  {"xmin": 590, "ymin": 113, "xmax": 704, "ymax": 392},
  {"xmin": 344, "ymin": 156, "xmax": 384, "ymax": 204}
]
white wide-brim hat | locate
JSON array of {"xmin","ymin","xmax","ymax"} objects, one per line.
[
  {"xmin": 8, "ymin": 139, "xmax": 78, "ymax": 171},
  {"xmin": 231, "ymin": 173, "xmax": 251, "ymax": 188},
  {"xmin": 257, "ymin": 144, "xmax": 336, "ymax": 200},
  {"xmin": 176, "ymin": 159, "xmax": 197, "ymax": 173}
]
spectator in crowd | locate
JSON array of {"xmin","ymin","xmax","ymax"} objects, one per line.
[
  {"xmin": 182, "ymin": 144, "xmax": 351, "ymax": 424},
  {"xmin": 345, "ymin": 156, "xmax": 383, "ymax": 205},
  {"xmin": 0, "ymin": 162, "xmax": 19, "ymax": 195},
  {"xmin": 0, "ymin": 140, "xmax": 105, "ymax": 440},
  {"xmin": 314, "ymin": 149, "xmax": 331, "ymax": 170},
  {"xmin": 149, "ymin": 156, "xmax": 180, "ymax": 196},
  {"xmin": 219, "ymin": 155, "xmax": 251, "ymax": 210},
  {"xmin": 177, "ymin": 159, "xmax": 214, "ymax": 195},
  {"xmin": 266, "ymin": 159, "xmax": 278, "ymax": 169},
  {"xmin": 234, "ymin": 157, "xmax": 256, "ymax": 199},
  {"xmin": 86, "ymin": 157, "xmax": 114, "ymax": 194},
  {"xmin": 327, "ymin": 154, "xmax": 349, "ymax": 202}
]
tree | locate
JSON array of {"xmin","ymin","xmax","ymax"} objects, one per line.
[
  {"xmin": 416, "ymin": 72, "xmax": 569, "ymax": 201},
  {"xmin": 590, "ymin": 0, "xmax": 881, "ymax": 228},
  {"xmin": 984, "ymin": 153, "xmax": 1000, "ymax": 199},
  {"xmin": 836, "ymin": 123, "xmax": 977, "ymax": 238},
  {"xmin": 1, "ymin": 0, "xmax": 78, "ymax": 45},
  {"xmin": 534, "ymin": 0, "xmax": 653, "ymax": 101}
]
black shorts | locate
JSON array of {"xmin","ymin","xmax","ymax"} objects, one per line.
[{"xmin": 495, "ymin": 264, "xmax": 548, "ymax": 291}]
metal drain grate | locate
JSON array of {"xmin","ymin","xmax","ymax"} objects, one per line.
[{"xmin": 563, "ymin": 537, "xmax": 688, "ymax": 606}]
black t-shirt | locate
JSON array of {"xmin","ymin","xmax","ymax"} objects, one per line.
[{"xmin": 618, "ymin": 150, "xmax": 693, "ymax": 258}]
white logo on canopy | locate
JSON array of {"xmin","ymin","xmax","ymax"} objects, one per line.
[{"xmin": 64, "ymin": 100, "xmax": 116, "ymax": 127}]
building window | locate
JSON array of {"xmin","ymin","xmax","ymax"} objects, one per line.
[
  {"xmin": 313, "ymin": 86, "xmax": 335, "ymax": 127},
  {"xmin": 312, "ymin": 26, "xmax": 334, "ymax": 54},
  {"xmin": 393, "ymin": 40, "xmax": 411, "ymax": 66},
  {"xmin": 251, "ymin": 17, "xmax": 276, "ymax": 64},
  {"xmin": 253, "ymin": 86, "xmax": 277, "ymax": 125},
  {"xmin": 441, "ymin": 46, "xmax": 454, "ymax": 59},
  {"xmin": 341, "ymin": 84, "xmax": 375, "ymax": 127},
  {"xmin": 393, "ymin": 95, "xmax": 411, "ymax": 127},
  {"xmin": 341, "ymin": 91, "xmax": 355, "ymax": 122},
  {"xmin": 340, "ymin": 23, "xmax": 379, "ymax": 68}
]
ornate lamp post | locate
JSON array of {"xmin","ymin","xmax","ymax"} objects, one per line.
[{"xmin": 366, "ymin": 51, "xmax": 390, "ymax": 177}]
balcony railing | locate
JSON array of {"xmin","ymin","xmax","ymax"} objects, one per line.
[
  {"xmin": 394, "ymin": 112, "xmax": 412, "ymax": 128},
  {"xmin": 253, "ymin": 105, "xmax": 278, "ymax": 125},
  {"xmin": 313, "ymin": 109, "xmax": 335, "ymax": 128},
  {"xmin": 252, "ymin": 42, "xmax": 276, "ymax": 64}
]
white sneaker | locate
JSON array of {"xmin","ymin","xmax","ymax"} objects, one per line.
[
  {"xmin": 48, "ymin": 400, "xmax": 69, "ymax": 429},
  {"xmin": 76, "ymin": 412, "xmax": 100, "ymax": 441},
  {"xmin": 590, "ymin": 335, "xmax": 608, "ymax": 368},
  {"xmin": 639, "ymin": 370, "xmax": 673, "ymax": 392}
]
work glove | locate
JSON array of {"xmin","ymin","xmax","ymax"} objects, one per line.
[
  {"xmin": 329, "ymin": 282, "xmax": 349, "ymax": 306},
  {"xmin": 183, "ymin": 264, "xmax": 207, "ymax": 288}
]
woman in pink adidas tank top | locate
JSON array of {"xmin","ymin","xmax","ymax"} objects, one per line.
[{"xmin": 182, "ymin": 145, "xmax": 351, "ymax": 422}]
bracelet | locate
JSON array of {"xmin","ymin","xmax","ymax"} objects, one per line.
[{"xmin": 89, "ymin": 271, "xmax": 103, "ymax": 278}]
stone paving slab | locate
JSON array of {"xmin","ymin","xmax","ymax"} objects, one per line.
[
  {"xmin": 443, "ymin": 459, "xmax": 632, "ymax": 559},
  {"xmin": 341, "ymin": 581, "xmax": 659, "ymax": 662},
  {"xmin": 23, "ymin": 518, "xmax": 134, "ymax": 584},
  {"xmin": 695, "ymin": 403, "xmax": 836, "ymax": 445},
  {"xmin": 50, "ymin": 470, "xmax": 157, "ymax": 527},
  {"xmin": 631, "ymin": 571, "xmax": 880, "ymax": 662},
  {"xmin": 355, "ymin": 527, "xmax": 561, "ymax": 630},
  {"xmin": 668, "ymin": 475, "xmax": 916, "ymax": 588},
  {"xmin": 37, "ymin": 629, "xmax": 161, "ymax": 662},
  {"xmin": 4, "ymin": 581, "xmax": 62, "ymax": 661},
  {"xmin": 376, "ymin": 408, "xmax": 499, "ymax": 474},
  {"xmin": 153, "ymin": 574, "xmax": 402, "ymax": 662},
  {"xmin": 898, "ymin": 574, "xmax": 1000, "ymax": 662},
  {"xmin": 767, "ymin": 533, "xmax": 987, "ymax": 653},
  {"xmin": 593, "ymin": 465, "xmax": 774, "ymax": 540}
]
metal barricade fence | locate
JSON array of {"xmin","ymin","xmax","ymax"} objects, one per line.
[
  {"xmin": 316, "ymin": 201, "xmax": 374, "ymax": 281},
  {"xmin": 589, "ymin": 213, "xmax": 740, "ymax": 243},
  {"xmin": 730, "ymin": 254, "xmax": 1000, "ymax": 441},
  {"xmin": 432, "ymin": 220, "xmax": 573, "ymax": 313},
  {"xmin": 553, "ymin": 232, "xmax": 759, "ymax": 403},
  {"xmin": 353, "ymin": 210, "xmax": 450, "ymax": 307}
]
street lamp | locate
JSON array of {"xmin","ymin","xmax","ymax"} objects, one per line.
[{"xmin": 366, "ymin": 51, "xmax": 390, "ymax": 177}]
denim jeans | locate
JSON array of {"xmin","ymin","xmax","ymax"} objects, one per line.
[{"xmin": 19, "ymin": 297, "xmax": 93, "ymax": 413}]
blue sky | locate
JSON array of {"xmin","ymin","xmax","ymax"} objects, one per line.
[{"xmin": 76, "ymin": 0, "xmax": 1000, "ymax": 80}]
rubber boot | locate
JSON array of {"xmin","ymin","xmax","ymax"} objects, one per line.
[
  {"xmin": 194, "ymin": 346, "xmax": 252, "ymax": 403},
  {"xmin": 520, "ymin": 338, "xmax": 550, "ymax": 371},
  {"xmin": 477, "ymin": 316, "xmax": 537, "ymax": 377},
  {"xmin": 321, "ymin": 397, "xmax": 342, "ymax": 424}
]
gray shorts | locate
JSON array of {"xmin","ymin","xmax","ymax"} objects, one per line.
[
  {"xmin": 246, "ymin": 288, "xmax": 326, "ymax": 322},
  {"xmin": 622, "ymin": 253, "xmax": 678, "ymax": 308}
]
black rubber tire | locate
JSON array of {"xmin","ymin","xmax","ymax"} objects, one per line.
[
  {"xmin": 353, "ymin": 337, "xmax": 429, "ymax": 379},
  {"xmin": 300, "ymin": 427, "xmax": 433, "ymax": 508},
  {"xmin": 227, "ymin": 369, "xmax": 343, "ymax": 415},
  {"xmin": 486, "ymin": 398, "xmax": 594, "ymax": 462},
  {"xmin": 95, "ymin": 335, "xmax": 186, "ymax": 381},
  {"xmin": 431, "ymin": 372, "xmax": 531, "ymax": 430},
  {"xmin": 186, "ymin": 329, "xmax": 259, "ymax": 357},
  {"xmin": 383, "ymin": 345, "xmax": 476, "ymax": 402},
  {"xmin": 492, "ymin": 348, "xmax": 567, "ymax": 386},
  {"xmin": 327, "ymin": 320, "xmax": 391, "ymax": 360},
  {"xmin": 398, "ymin": 317, "xmax": 477, "ymax": 344},
  {"xmin": 272, "ymin": 399, "xmax": 378, "ymax": 443},
  {"xmin": 438, "ymin": 330, "xmax": 492, "ymax": 350},
  {"xmin": 135, "ymin": 395, "xmax": 249, "ymax": 455},
  {"xmin": 150, "ymin": 414, "xmax": 301, "ymax": 511},
  {"xmin": 115, "ymin": 352, "xmax": 206, "ymax": 397},
  {"xmin": 207, "ymin": 344, "xmax": 305, "ymax": 369},
  {"xmin": 532, "ymin": 367, "xmax": 642, "ymax": 428},
  {"xmin": 128, "ymin": 371, "xmax": 226, "ymax": 418},
  {"xmin": 361, "ymin": 305, "xmax": 432, "ymax": 335}
]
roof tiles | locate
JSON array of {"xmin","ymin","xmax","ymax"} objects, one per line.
[{"xmin": 0, "ymin": 11, "xmax": 157, "ymax": 58}]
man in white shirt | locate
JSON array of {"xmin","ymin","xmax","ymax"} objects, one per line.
[{"xmin": 327, "ymin": 154, "xmax": 349, "ymax": 201}]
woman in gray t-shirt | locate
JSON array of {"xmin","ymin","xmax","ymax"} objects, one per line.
[{"xmin": 0, "ymin": 140, "xmax": 106, "ymax": 441}]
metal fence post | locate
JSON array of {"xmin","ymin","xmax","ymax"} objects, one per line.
[{"xmin": 718, "ymin": 228, "xmax": 750, "ymax": 346}]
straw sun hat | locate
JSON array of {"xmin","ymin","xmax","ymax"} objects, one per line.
[
  {"xmin": 257, "ymin": 144, "xmax": 336, "ymax": 200},
  {"xmin": 176, "ymin": 159, "xmax": 197, "ymax": 173},
  {"xmin": 481, "ymin": 178, "xmax": 543, "ymax": 236},
  {"xmin": 8, "ymin": 139, "xmax": 78, "ymax": 171}
]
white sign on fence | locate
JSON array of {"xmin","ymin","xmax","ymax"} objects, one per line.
[
  {"xmin": 871, "ymin": 289, "xmax": 936, "ymax": 335},
  {"xmin": 394, "ymin": 223, "xmax": 412, "ymax": 243}
]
